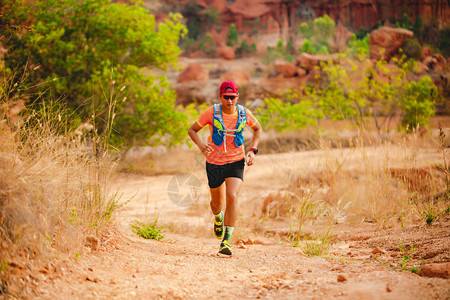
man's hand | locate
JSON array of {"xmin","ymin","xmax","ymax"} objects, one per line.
[
  {"xmin": 245, "ymin": 151, "xmax": 255, "ymax": 166},
  {"xmin": 199, "ymin": 142, "xmax": 214, "ymax": 156}
]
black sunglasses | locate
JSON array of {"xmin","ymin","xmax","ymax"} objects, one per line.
[{"xmin": 223, "ymin": 95, "xmax": 237, "ymax": 100}]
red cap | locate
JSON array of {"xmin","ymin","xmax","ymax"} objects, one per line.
[{"xmin": 219, "ymin": 80, "xmax": 239, "ymax": 94}]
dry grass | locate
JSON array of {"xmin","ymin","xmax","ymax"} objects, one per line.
[
  {"xmin": 0, "ymin": 81, "xmax": 122, "ymax": 293},
  {"xmin": 281, "ymin": 132, "xmax": 448, "ymax": 238},
  {"xmin": 247, "ymin": 128, "xmax": 449, "ymax": 252}
]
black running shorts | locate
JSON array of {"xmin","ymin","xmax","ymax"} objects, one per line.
[{"xmin": 206, "ymin": 159, "xmax": 245, "ymax": 189}]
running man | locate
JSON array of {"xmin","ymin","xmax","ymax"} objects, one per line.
[{"xmin": 188, "ymin": 80, "xmax": 262, "ymax": 256}]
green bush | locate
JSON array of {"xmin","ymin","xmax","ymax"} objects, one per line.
[
  {"xmin": 258, "ymin": 54, "xmax": 438, "ymax": 133},
  {"xmin": 297, "ymin": 15, "xmax": 335, "ymax": 54},
  {"xmin": 236, "ymin": 40, "xmax": 256, "ymax": 57},
  {"xmin": 262, "ymin": 40, "xmax": 293, "ymax": 64},
  {"xmin": 199, "ymin": 34, "xmax": 216, "ymax": 57},
  {"xmin": 131, "ymin": 218, "xmax": 164, "ymax": 240},
  {"xmin": 2, "ymin": 0, "xmax": 188, "ymax": 147},
  {"xmin": 439, "ymin": 29, "xmax": 450, "ymax": 56},
  {"xmin": 227, "ymin": 23, "xmax": 238, "ymax": 46},
  {"xmin": 347, "ymin": 34, "xmax": 370, "ymax": 57},
  {"xmin": 402, "ymin": 38, "xmax": 422, "ymax": 60},
  {"xmin": 401, "ymin": 76, "xmax": 437, "ymax": 132},
  {"xmin": 301, "ymin": 40, "xmax": 316, "ymax": 54}
]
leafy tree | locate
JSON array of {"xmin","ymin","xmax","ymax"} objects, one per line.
[
  {"xmin": 298, "ymin": 23, "xmax": 313, "ymax": 40},
  {"xmin": 347, "ymin": 34, "xmax": 370, "ymax": 57},
  {"xmin": 258, "ymin": 53, "xmax": 438, "ymax": 134},
  {"xmin": 398, "ymin": 13, "xmax": 411, "ymax": 30},
  {"xmin": 412, "ymin": 16, "xmax": 423, "ymax": 40},
  {"xmin": 439, "ymin": 29, "xmax": 450, "ymax": 56},
  {"xmin": 236, "ymin": 40, "xmax": 256, "ymax": 57},
  {"xmin": 297, "ymin": 15, "xmax": 335, "ymax": 54},
  {"xmin": 199, "ymin": 34, "xmax": 216, "ymax": 57},
  {"xmin": 2, "ymin": 0, "xmax": 188, "ymax": 147},
  {"xmin": 313, "ymin": 15, "xmax": 335, "ymax": 42},
  {"xmin": 227, "ymin": 23, "xmax": 238, "ymax": 46},
  {"xmin": 356, "ymin": 27, "xmax": 367, "ymax": 40},
  {"xmin": 286, "ymin": 41, "xmax": 296, "ymax": 54},
  {"xmin": 301, "ymin": 40, "xmax": 316, "ymax": 54},
  {"xmin": 183, "ymin": 0, "xmax": 202, "ymax": 39},
  {"xmin": 204, "ymin": 8, "xmax": 220, "ymax": 26},
  {"xmin": 402, "ymin": 38, "xmax": 422, "ymax": 60},
  {"xmin": 262, "ymin": 40, "xmax": 293, "ymax": 64},
  {"xmin": 401, "ymin": 76, "xmax": 437, "ymax": 132}
]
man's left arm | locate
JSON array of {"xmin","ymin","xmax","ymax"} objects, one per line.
[{"xmin": 246, "ymin": 120, "xmax": 262, "ymax": 166}]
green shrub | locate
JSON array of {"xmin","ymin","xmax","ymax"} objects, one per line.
[
  {"xmin": 347, "ymin": 34, "xmax": 369, "ymax": 57},
  {"xmin": 131, "ymin": 218, "xmax": 164, "ymax": 240},
  {"xmin": 401, "ymin": 76, "xmax": 437, "ymax": 132},
  {"xmin": 402, "ymin": 38, "xmax": 422, "ymax": 60},
  {"xmin": 199, "ymin": 34, "xmax": 216, "ymax": 57},
  {"xmin": 227, "ymin": 23, "xmax": 238, "ymax": 46},
  {"xmin": 301, "ymin": 39, "xmax": 316, "ymax": 54},
  {"xmin": 439, "ymin": 29, "xmax": 450, "ymax": 56},
  {"xmin": 262, "ymin": 40, "xmax": 293, "ymax": 64},
  {"xmin": 297, "ymin": 15, "xmax": 335, "ymax": 54},
  {"xmin": 3, "ymin": 0, "xmax": 189, "ymax": 147},
  {"xmin": 236, "ymin": 40, "xmax": 256, "ymax": 57}
]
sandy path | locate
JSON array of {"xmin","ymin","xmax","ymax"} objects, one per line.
[{"xmin": 35, "ymin": 147, "xmax": 449, "ymax": 299}]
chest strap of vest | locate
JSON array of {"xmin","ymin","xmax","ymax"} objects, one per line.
[{"xmin": 213, "ymin": 104, "xmax": 240, "ymax": 152}]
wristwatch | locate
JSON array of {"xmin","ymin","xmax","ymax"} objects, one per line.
[{"xmin": 250, "ymin": 147, "xmax": 258, "ymax": 155}]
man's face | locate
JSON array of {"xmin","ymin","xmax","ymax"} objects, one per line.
[{"xmin": 219, "ymin": 92, "xmax": 239, "ymax": 109}]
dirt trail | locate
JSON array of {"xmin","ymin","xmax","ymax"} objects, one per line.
[{"xmin": 33, "ymin": 147, "xmax": 449, "ymax": 299}]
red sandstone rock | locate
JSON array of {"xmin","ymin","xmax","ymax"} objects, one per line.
[
  {"xmin": 418, "ymin": 263, "xmax": 450, "ymax": 279},
  {"xmin": 297, "ymin": 53, "xmax": 339, "ymax": 71},
  {"xmin": 174, "ymin": 81, "xmax": 207, "ymax": 105},
  {"xmin": 421, "ymin": 46, "xmax": 432, "ymax": 60},
  {"xmin": 219, "ymin": 67, "xmax": 250, "ymax": 86},
  {"xmin": 333, "ymin": 22, "xmax": 353, "ymax": 52},
  {"xmin": 423, "ymin": 54, "xmax": 448, "ymax": 72},
  {"xmin": 177, "ymin": 63, "xmax": 209, "ymax": 83},
  {"xmin": 215, "ymin": 46, "xmax": 235, "ymax": 60},
  {"xmin": 274, "ymin": 61, "xmax": 298, "ymax": 78},
  {"xmin": 369, "ymin": 26, "xmax": 414, "ymax": 60}
]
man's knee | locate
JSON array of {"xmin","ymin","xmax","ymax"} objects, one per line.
[{"xmin": 226, "ymin": 192, "xmax": 239, "ymax": 205}]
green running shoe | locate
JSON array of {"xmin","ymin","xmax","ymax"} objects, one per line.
[
  {"xmin": 214, "ymin": 212, "xmax": 224, "ymax": 239},
  {"xmin": 219, "ymin": 240, "xmax": 232, "ymax": 255}
]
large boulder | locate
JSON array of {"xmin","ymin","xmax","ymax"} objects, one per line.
[
  {"xmin": 174, "ymin": 81, "xmax": 208, "ymax": 106},
  {"xmin": 216, "ymin": 46, "xmax": 235, "ymax": 60},
  {"xmin": 177, "ymin": 63, "xmax": 209, "ymax": 83},
  {"xmin": 369, "ymin": 26, "xmax": 414, "ymax": 60},
  {"xmin": 268, "ymin": 60, "xmax": 308, "ymax": 78},
  {"xmin": 297, "ymin": 53, "xmax": 339, "ymax": 72},
  {"xmin": 418, "ymin": 263, "xmax": 450, "ymax": 279},
  {"xmin": 276, "ymin": 61, "xmax": 297, "ymax": 78},
  {"xmin": 423, "ymin": 54, "xmax": 448, "ymax": 72},
  {"xmin": 219, "ymin": 67, "xmax": 250, "ymax": 87}
]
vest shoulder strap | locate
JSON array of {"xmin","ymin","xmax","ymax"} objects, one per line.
[
  {"xmin": 237, "ymin": 104, "xmax": 246, "ymax": 121},
  {"xmin": 213, "ymin": 104, "xmax": 222, "ymax": 122}
]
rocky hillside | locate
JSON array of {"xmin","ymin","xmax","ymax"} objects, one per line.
[{"xmin": 148, "ymin": 0, "xmax": 449, "ymax": 33}]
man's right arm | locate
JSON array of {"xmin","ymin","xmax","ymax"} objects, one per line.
[{"xmin": 188, "ymin": 122, "xmax": 214, "ymax": 156}]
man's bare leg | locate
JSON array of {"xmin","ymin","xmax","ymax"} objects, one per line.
[
  {"xmin": 210, "ymin": 182, "xmax": 225, "ymax": 215},
  {"xmin": 223, "ymin": 177, "xmax": 243, "ymax": 227}
]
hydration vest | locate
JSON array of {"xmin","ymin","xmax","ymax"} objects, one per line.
[{"xmin": 212, "ymin": 104, "xmax": 247, "ymax": 152}]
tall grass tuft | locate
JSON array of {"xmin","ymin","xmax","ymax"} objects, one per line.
[
  {"xmin": 0, "ymin": 67, "xmax": 123, "ymax": 293},
  {"xmin": 289, "ymin": 130, "xmax": 448, "ymax": 228}
]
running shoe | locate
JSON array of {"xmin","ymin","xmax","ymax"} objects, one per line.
[{"xmin": 219, "ymin": 240, "xmax": 232, "ymax": 256}]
